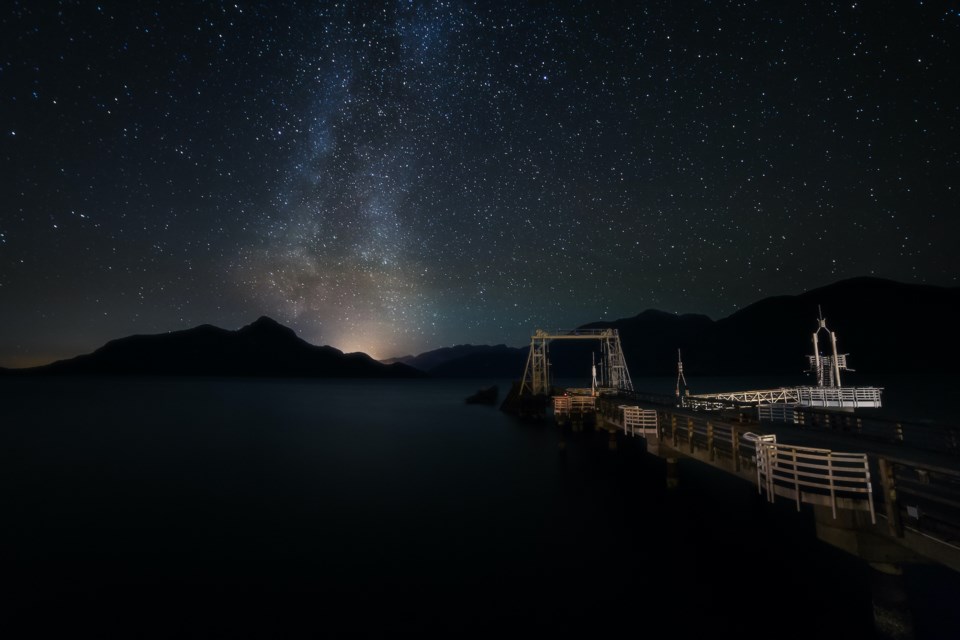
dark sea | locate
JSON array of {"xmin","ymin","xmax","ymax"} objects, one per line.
[{"xmin": 2, "ymin": 376, "xmax": 959, "ymax": 639}]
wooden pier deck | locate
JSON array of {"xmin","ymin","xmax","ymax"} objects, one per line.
[
  {"xmin": 552, "ymin": 391, "xmax": 960, "ymax": 575},
  {"xmin": 547, "ymin": 389, "xmax": 960, "ymax": 637}
]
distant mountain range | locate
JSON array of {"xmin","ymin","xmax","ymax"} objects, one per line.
[
  {"xmin": 385, "ymin": 278, "xmax": 960, "ymax": 378},
  {"xmin": 5, "ymin": 316, "xmax": 423, "ymax": 379},
  {"xmin": 382, "ymin": 344, "xmax": 528, "ymax": 377},
  {"xmin": 3, "ymin": 277, "xmax": 955, "ymax": 381}
]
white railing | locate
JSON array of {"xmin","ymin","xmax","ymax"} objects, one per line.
[
  {"xmin": 552, "ymin": 395, "xmax": 595, "ymax": 416},
  {"xmin": 622, "ymin": 405, "xmax": 658, "ymax": 437},
  {"xmin": 744, "ymin": 433, "xmax": 778, "ymax": 491},
  {"xmin": 795, "ymin": 386, "xmax": 883, "ymax": 408},
  {"xmin": 746, "ymin": 434, "xmax": 875, "ymax": 522},
  {"xmin": 571, "ymin": 396, "xmax": 596, "ymax": 412}
]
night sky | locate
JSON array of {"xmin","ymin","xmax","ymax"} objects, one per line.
[{"xmin": 1, "ymin": 1, "xmax": 958, "ymax": 366}]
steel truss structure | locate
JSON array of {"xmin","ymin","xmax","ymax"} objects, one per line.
[{"xmin": 519, "ymin": 328, "xmax": 633, "ymax": 396}]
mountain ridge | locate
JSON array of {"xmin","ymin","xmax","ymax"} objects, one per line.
[
  {"xmin": 5, "ymin": 317, "xmax": 424, "ymax": 379},
  {"xmin": 4, "ymin": 277, "xmax": 956, "ymax": 380},
  {"xmin": 388, "ymin": 277, "xmax": 960, "ymax": 378}
]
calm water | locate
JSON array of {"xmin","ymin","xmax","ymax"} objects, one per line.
[{"xmin": 1, "ymin": 377, "xmax": 958, "ymax": 638}]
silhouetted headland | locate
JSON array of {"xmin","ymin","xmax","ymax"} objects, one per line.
[{"xmin": 7, "ymin": 316, "xmax": 424, "ymax": 379}]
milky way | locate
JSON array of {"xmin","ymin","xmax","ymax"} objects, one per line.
[{"xmin": 1, "ymin": 1, "xmax": 958, "ymax": 364}]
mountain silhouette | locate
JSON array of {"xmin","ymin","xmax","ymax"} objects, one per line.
[
  {"xmin": 392, "ymin": 278, "xmax": 959, "ymax": 378},
  {"xmin": 13, "ymin": 316, "xmax": 424, "ymax": 378},
  {"xmin": 6, "ymin": 278, "xmax": 956, "ymax": 380},
  {"xmin": 601, "ymin": 276, "xmax": 960, "ymax": 376},
  {"xmin": 383, "ymin": 344, "xmax": 527, "ymax": 377}
]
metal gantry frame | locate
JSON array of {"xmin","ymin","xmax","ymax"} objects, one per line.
[{"xmin": 519, "ymin": 328, "xmax": 634, "ymax": 396}]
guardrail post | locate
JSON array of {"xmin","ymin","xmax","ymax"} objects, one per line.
[
  {"xmin": 687, "ymin": 417, "xmax": 694, "ymax": 453},
  {"xmin": 894, "ymin": 423, "xmax": 904, "ymax": 443},
  {"xmin": 878, "ymin": 458, "xmax": 904, "ymax": 538},
  {"xmin": 671, "ymin": 414, "xmax": 678, "ymax": 447}
]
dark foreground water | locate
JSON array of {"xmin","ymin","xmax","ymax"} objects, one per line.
[{"xmin": 2, "ymin": 377, "xmax": 958, "ymax": 638}]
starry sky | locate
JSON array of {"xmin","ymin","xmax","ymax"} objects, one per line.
[{"xmin": 1, "ymin": 1, "xmax": 958, "ymax": 366}]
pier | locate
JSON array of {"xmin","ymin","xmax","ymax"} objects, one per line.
[{"xmin": 508, "ymin": 318, "xmax": 960, "ymax": 639}]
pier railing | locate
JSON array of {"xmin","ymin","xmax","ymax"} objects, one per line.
[
  {"xmin": 581, "ymin": 392, "xmax": 960, "ymax": 572},
  {"xmin": 621, "ymin": 406, "xmax": 658, "ymax": 437},
  {"xmin": 758, "ymin": 405, "xmax": 960, "ymax": 457},
  {"xmin": 875, "ymin": 457, "xmax": 960, "ymax": 547},
  {"xmin": 653, "ymin": 409, "xmax": 760, "ymax": 473},
  {"xmin": 647, "ymin": 405, "xmax": 960, "ymax": 563},
  {"xmin": 796, "ymin": 386, "xmax": 883, "ymax": 408},
  {"xmin": 758, "ymin": 404, "xmax": 797, "ymax": 424},
  {"xmin": 748, "ymin": 436, "xmax": 876, "ymax": 521},
  {"xmin": 553, "ymin": 394, "xmax": 596, "ymax": 417}
]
